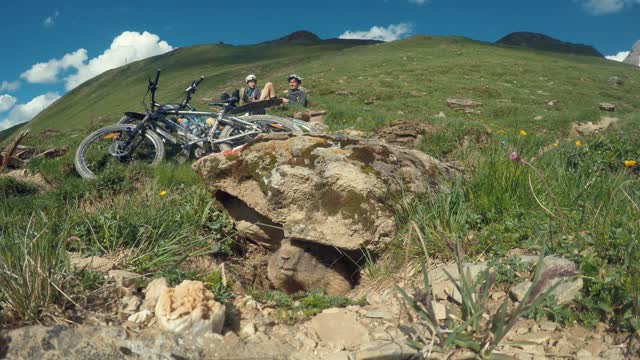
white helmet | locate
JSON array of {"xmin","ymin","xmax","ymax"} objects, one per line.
[
  {"xmin": 245, "ymin": 74, "xmax": 257, "ymax": 83},
  {"xmin": 287, "ymin": 74, "xmax": 302, "ymax": 83}
]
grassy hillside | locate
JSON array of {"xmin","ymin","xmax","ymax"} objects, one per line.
[
  {"xmin": 14, "ymin": 35, "xmax": 640, "ymax": 150},
  {"xmin": 2, "ymin": 34, "xmax": 640, "ymax": 341}
]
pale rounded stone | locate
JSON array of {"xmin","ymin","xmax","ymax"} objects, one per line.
[{"xmin": 155, "ymin": 280, "xmax": 225, "ymax": 336}]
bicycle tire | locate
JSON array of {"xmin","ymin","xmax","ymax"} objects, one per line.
[
  {"xmin": 118, "ymin": 115, "xmax": 137, "ymax": 125},
  {"xmin": 217, "ymin": 115, "xmax": 317, "ymax": 151},
  {"xmin": 74, "ymin": 124, "xmax": 165, "ymax": 179}
]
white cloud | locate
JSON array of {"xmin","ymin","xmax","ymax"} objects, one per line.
[
  {"xmin": 0, "ymin": 95, "xmax": 17, "ymax": 113},
  {"xmin": 0, "ymin": 80, "xmax": 20, "ymax": 92},
  {"xmin": 339, "ymin": 23, "xmax": 413, "ymax": 42},
  {"xmin": 575, "ymin": 0, "xmax": 640, "ymax": 14},
  {"xmin": 606, "ymin": 51, "xmax": 630, "ymax": 62},
  {"xmin": 409, "ymin": 0, "xmax": 428, "ymax": 4},
  {"xmin": 43, "ymin": 10, "xmax": 60, "ymax": 28},
  {"xmin": 19, "ymin": 31, "xmax": 173, "ymax": 90},
  {"xmin": 65, "ymin": 31, "xmax": 173, "ymax": 90},
  {"xmin": 21, "ymin": 49, "xmax": 88, "ymax": 83},
  {"xmin": 0, "ymin": 92, "xmax": 60, "ymax": 131}
]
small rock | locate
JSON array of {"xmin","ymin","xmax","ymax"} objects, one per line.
[
  {"xmin": 491, "ymin": 291, "xmax": 506, "ymax": 300},
  {"xmin": 547, "ymin": 100, "xmax": 560, "ymax": 106},
  {"xmin": 107, "ymin": 270, "xmax": 141, "ymax": 288},
  {"xmin": 353, "ymin": 342, "xmax": 418, "ymax": 360},
  {"xmin": 335, "ymin": 90, "xmax": 352, "ymax": 96},
  {"xmin": 432, "ymin": 301, "xmax": 447, "ymax": 321},
  {"xmin": 309, "ymin": 110, "xmax": 327, "ymax": 117},
  {"xmin": 122, "ymin": 295, "xmax": 141, "ymax": 314},
  {"xmin": 571, "ymin": 116, "xmax": 619, "ymax": 136},
  {"xmin": 584, "ymin": 339, "xmax": 608, "ymax": 357},
  {"xmin": 600, "ymin": 347, "xmax": 626, "ymax": 360},
  {"xmin": 340, "ymin": 129, "xmax": 366, "ymax": 137},
  {"xmin": 155, "ymin": 280, "xmax": 225, "ymax": 335},
  {"xmin": 446, "ymin": 98, "xmax": 482, "ymax": 107},
  {"xmin": 607, "ymin": 76, "xmax": 624, "ymax": 86},
  {"xmin": 325, "ymin": 351, "xmax": 352, "ymax": 360},
  {"xmin": 599, "ymin": 102, "xmax": 616, "ymax": 112},
  {"xmin": 240, "ymin": 322, "xmax": 256, "ymax": 337},
  {"xmin": 309, "ymin": 115, "xmax": 324, "ymax": 123},
  {"xmin": 363, "ymin": 98, "xmax": 376, "ymax": 105},
  {"xmin": 235, "ymin": 220, "xmax": 274, "ymax": 247},
  {"xmin": 308, "ymin": 309, "xmax": 370, "ymax": 350},
  {"xmin": 127, "ymin": 309, "xmax": 153, "ymax": 324},
  {"xmin": 294, "ymin": 111, "xmax": 311, "ymax": 121},
  {"xmin": 370, "ymin": 330, "xmax": 392, "ymax": 341},
  {"xmin": 142, "ymin": 278, "xmax": 169, "ymax": 310},
  {"xmin": 534, "ymin": 115, "xmax": 544, "ymax": 120},
  {"xmin": 510, "ymin": 281, "xmax": 532, "ymax": 302},
  {"xmin": 513, "ymin": 332, "xmax": 551, "ymax": 345},
  {"xmin": 436, "ymin": 111, "xmax": 446, "ymax": 118},
  {"xmin": 69, "ymin": 254, "xmax": 114, "ymax": 273},
  {"xmin": 365, "ymin": 310, "xmax": 393, "ymax": 320},
  {"xmin": 576, "ymin": 349, "xmax": 594, "ymax": 359},
  {"xmin": 539, "ymin": 320, "xmax": 558, "ymax": 332}
]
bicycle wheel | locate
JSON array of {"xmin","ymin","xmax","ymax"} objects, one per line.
[
  {"xmin": 217, "ymin": 115, "xmax": 320, "ymax": 151},
  {"xmin": 74, "ymin": 124, "xmax": 165, "ymax": 179},
  {"xmin": 118, "ymin": 115, "xmax": 138, "ymax": 125}
]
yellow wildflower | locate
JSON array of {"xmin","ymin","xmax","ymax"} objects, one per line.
[
  {"xmin": 624, "ymin": 160, "xmax": 637, "ymax": 168},
  {"xmin": 497, "ymin": 129, "xmax": 506, "ymax": 135},
  {"xmin": 519, "ymin": 130, "xmax": 527, "ymax": 136},
  {"xmin": 159, "ymin": 190, "xmax": 167, "ymax": 197},
  {"xmin": 553, "ymin": 142, "xmax": 559, "ymax": 147},
  {"xmin": 575, "ymin": 140, "xmax": 583, "ymax": 147}
]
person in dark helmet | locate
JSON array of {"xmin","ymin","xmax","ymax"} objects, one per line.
[{"xmin": 282, "ymin": 74, "xmax": 307, "ymax": 107}]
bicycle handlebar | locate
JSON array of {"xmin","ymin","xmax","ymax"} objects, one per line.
[{"xmin": 154, "ymin": 69, "xmax": 161, "ymax": 86}]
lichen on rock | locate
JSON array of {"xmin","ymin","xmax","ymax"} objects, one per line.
[{"xmin": 193, "ymin": 133, "xmax": 456, "ymax": 252}]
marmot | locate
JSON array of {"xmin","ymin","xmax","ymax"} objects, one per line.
[{"xmin": 267, "ymin": 239, "xmax": 353, "ymax": 296}]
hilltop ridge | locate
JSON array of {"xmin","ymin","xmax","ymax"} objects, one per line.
[
  {"xmin": 496, "ymin": 31, "xmax": 603, "ymax": 57},
  {"xmin": 262, "ymin": 30, "xmax": 381, "ymax": 46}
]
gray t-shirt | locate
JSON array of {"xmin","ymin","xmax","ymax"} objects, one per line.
[{"xmin": 287, "ymin": 88, "xmax": 307, "ymax": 107}]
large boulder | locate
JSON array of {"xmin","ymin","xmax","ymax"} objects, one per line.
[{"xmin": 193, "ymin": 133, "xmax": 455, "ymax": 251}]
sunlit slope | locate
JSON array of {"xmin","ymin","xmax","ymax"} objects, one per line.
[{"xmin": 18, "ymin": 35, "xmax": 640, "ymax": 144}]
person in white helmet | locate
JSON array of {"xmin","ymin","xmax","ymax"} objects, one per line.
[
  {"xmin": 239, "ymin": 74, "xmax": 277, "ymax": 105},
  {"xmin": 282, "ymin": 74, "xmax": 307, "ymax": 107}
]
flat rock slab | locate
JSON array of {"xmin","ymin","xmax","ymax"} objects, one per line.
[
  {"xmin": 309, "ymin": 309, "xmax": 371, "ymax": 350},
  {"xmin": 599, "ymin": 102, "xmax": 616, "ymax": 112}
]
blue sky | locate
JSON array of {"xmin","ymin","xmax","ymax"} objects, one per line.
[{"xmin": 1, "ymin": 0, "xmax": 638, "ymax": 130}]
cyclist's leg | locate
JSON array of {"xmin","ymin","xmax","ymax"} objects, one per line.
[{"xmin": 259, "ymin": 82, "xmax": 277, "ymax": 100}]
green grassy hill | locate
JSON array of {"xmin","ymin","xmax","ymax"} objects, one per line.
[{"xmin": 10, "ymin": 34, "xmax": 640, "ymax": 149}]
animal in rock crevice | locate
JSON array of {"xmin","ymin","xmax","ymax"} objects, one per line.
[{"xmin": 267, "ymin": 238, "xmax": 353, "ymax": 296}]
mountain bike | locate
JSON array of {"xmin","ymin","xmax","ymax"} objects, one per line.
[{"xmin": 74, "ymin": 70, "xmax": 320, "ymax": 179}]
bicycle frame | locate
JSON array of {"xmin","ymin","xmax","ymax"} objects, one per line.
[{"xmin": 121, "ymin": 70, "xmax": 272, "ymax": 156}]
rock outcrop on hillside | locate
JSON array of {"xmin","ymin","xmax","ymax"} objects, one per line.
[
  {"xmin": 623, "ymin": 40, "xmax": 640, "ymax": 66},
  {"xmin": 193, "ymin": 133, "xmax": 456, "ymax": 252},
  {"xmin": 497, "ymin": 32, "xmax": 603, "ymax": 57}
]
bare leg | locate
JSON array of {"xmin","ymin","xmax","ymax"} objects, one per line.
[{"xmin": 259, "ymin": 82, "xmax": 276, "ymax": 100}]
